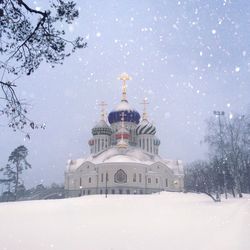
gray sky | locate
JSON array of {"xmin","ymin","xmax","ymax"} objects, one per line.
[{"xmin": 1, "ymin": 0, "xmax": 250, "ymax": 187}]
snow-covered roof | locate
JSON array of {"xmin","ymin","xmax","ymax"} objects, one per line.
[
  {"xmin": 115, "ymin": 100, "xmax": 133, "ymax": 111},
  {"xmin": 91, "ymin": 147, "xmax": 156, "ymax": 165},
  {"xmin": 66, "ymin": 146, "xmax": 184, "ymax": 175}
]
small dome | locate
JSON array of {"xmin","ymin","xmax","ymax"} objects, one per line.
[
  {"xmin": 92, "ymin": 120, "xmax": 112, "ymax": 136},
  {"xmin": 108, "ymin": 100, "xmax": 140, "ymax": 124},
  {"xmin": 154, "ymin": 137, "xmax": 161, "ymax": 146},
  {"xmin": 136, "ymin": 119, "xmax": 156, "ymax": 135}
]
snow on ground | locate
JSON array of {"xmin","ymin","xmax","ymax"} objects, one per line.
[{"xmin": 0, "ymin": 192, "xmax": 250, "ymax": 250}]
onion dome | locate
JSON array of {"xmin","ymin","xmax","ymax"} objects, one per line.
[
  {"xmin": 92, "ymin": 120, "xmax": 112, "ymax": 136},
  {"xmin": 88, "ymin": 139, "xmax": 94, "ymax": 146},
  {"xmin": 136, "ymin": 119, "xmax": 156, "ymax": 135},
  {"xmin": 108, "ymin": 100, "xmax": 140, "ymax": 124},
  {"xmin": 115, "ymin": 126, "xmax": 130, "ymax": 140},
  {"xmin": 154, "ymin": 137, "xmax": 161, "ymax": 146}
]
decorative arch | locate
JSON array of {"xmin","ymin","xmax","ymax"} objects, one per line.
[{"xmin": 114, "ymin": 169, "xmax": 127, "ymax": 183}]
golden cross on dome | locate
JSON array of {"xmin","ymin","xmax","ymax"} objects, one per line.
[
  {"xmin": 118, "ymin": 72, "xmax": 131, "ymax": 101},
  {"xmin": 98, "ymin": 101, "xmax": 107, "ymax": 121},
  {"xmin": 140, "ymin": 97, "xmax": 149, "ymax": 120}
]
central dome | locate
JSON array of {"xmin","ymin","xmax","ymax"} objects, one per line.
[{"xmin": 108, "ymin": 100, "xmax": 140, "ymax": 124}]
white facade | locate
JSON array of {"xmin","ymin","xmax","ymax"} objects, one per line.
[{"xmin": 65, "ymin": 74, "xmax": 184, "ymax": 196}]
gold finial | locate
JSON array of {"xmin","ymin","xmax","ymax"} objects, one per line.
[
  {"xmin": 140, "ymin": 97, "xmax": 149, "ymax": 120},
  {"xmin": 118, "ymin": 72, "xmax": 131, "ymax": 101},
  {"xmin": 98, "ymin": 101, "xmax": 107, "ymax": 121}
]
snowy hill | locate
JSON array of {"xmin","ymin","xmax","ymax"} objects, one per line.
[{"xmin": 0, "ymin": 192, "xmax": 250, "ymax": 250}]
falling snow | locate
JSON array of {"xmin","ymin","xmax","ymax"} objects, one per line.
[{"xmin": 0, "ymin": 0, "xmax": 249, "ymax": 188}]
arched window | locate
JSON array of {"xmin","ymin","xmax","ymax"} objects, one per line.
[
  {"xmin": 79, "ymin": 177, "xmax": 82, "ymax": 187},
  {"xmin": 114, "ymin": 169, "xmax": 127, "ymax": 183},
  {"xmin": 101, "ymin": 173, "xmax": 104, "ymax": 182},
  {"xmin": 139, "ymin": 174, "xmax": 142, "ymax": 183},
  {"xmin": 98, "ymin": 139, "xmax": 100, "ymax": 151},
  {"xmin": 133, "ymin": 173, "xmax": 136, "ymax": 182},
  {"xmin": 156, "ymin": 178, "xmax": 158, "ymax": 184},
  {"xmin": 165, "ymin": 179, "xmax": 168, "ymax": 187},
  {"xmin": 88, "ymin": 177, "xmax": 91, "ymax": 183}
]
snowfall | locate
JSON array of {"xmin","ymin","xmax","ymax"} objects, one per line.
[{"xmin": 0, "ymin": 192, "xmax": 250, "ymax": 250}]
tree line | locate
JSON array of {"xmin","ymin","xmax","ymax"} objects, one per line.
[{"xmin": 184, "ymin": 111, "xmax": 250, "ymax": 201}]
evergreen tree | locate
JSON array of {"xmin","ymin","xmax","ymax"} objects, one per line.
[{"xmin": 2, "ymin": 145, "xmax": 31, "ymax": 200}]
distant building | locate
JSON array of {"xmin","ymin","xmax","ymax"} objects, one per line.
[{"xmin": 65, "ymin": 73, "xmax": 184, "ymax": 196}]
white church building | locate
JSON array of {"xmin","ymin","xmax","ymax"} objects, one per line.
[{"xmin": 65, "ymin": 73, "xmax": 184, "ymax": 196}]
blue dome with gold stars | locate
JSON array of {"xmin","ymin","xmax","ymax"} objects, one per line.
[{"xmin": 108, "ymin": 100, "xmax": 140, "ymax": 124}]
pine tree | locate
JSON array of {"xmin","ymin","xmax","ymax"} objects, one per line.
[{"xmin": 2, "ymin": 145, "xmax": 31, "ymax": 200}]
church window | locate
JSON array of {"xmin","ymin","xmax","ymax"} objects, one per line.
[
  {"xmin": 79, "ymin": 177, "xmax": 82, "ymax": 187},
  {"xmin": 106, "ymin": 173, "xmax": 109, "ymax": 181},
  {"xmin": 156, "ymin": 178, "xmax": 158, "ymax": 184},
  {"xmin": 114, "ymin": 169, "xmax": 127, "ymax": 183},
  {"xmin": 101, "ymin": 173, "xmax": 104, "ymax": 182},
  {"xmin": 139, "ymin": 139, "xmax": 141, "ymax": 147},
  {"xmin": 133, "ymin": 173, "xmax": 136, "ymax": 182},
  {"xmin": 102, "ymin": 139, "xmax": 104, "ymax": 149},
  {"xmin": 89, "ymin": 177, "xmax": 91, "ymax": 183},
  {"xmin": 165, "ymin": 179, "xmax": 168, "ymax": 187},
  {"xmin": 139, "ymin": 174, "xmax": 142, "ymax": 182},
  {"xmin": 148, "ymin": 178, "xmax": 151, "ymax": 184},
  {"xmin": 98, "ymin": 139, "xmax": 100, "ymax": 151}
]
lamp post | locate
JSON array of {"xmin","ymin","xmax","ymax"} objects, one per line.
[
  {"xmin": 213, "ymin": 110, "xmax": 227, "ymax": 200},
  {"xmin": 80, "ymin": 186, "xmax": 82, "ymax": 196},
  {"xmin": 105, "ymin": 172, "xmax": 108, "ymax": 198}
]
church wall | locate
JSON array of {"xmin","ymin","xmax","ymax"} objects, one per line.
[{"xmin": 65, "ymin": 161, "xmax": 184, "ymax": 197}]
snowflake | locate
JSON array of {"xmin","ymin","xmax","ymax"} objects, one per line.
[
  {"xmin": 211, "ymin": 29, "xmax": 216, "ymax": 35},
  {"xmin": 235, "ymin": 66, "xmax": 240, "ymax": 72}
]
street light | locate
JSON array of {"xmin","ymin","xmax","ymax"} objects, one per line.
[
  {"xmin": 80, "ymin": 186, "xmax": 83, "ymax": 196},
  {"xmin": 213, "ymin": 110, "xmax": 227, "ymax": 200},
  {"xmin": 105, "ymin": 172, "xmax": 108, "ymax": 198}
]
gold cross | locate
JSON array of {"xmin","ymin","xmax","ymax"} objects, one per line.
[
  {"xmin": 140, "ymin": 97, "xmax": 149, "ymax": 120},
  {"xmin": 98, "ymin": 101, "xmax": 107, "ymax": 120},
  {"xmin": 118, "ymin": 72, "xmax": 131, "ymax": 101}
]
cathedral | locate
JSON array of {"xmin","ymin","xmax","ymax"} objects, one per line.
[{"xmin": 65, "ymin": 73, "xmax": 184, "ymax": 196}]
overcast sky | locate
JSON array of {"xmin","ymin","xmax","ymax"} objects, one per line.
[{"xmin": 1, "ymin": 0, "xmax": 250, "ymax": 188}]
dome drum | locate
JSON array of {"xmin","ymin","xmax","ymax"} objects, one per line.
[{"xmin": 115, "ymin": 133, "xmax": 130, "ymax": 140}]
